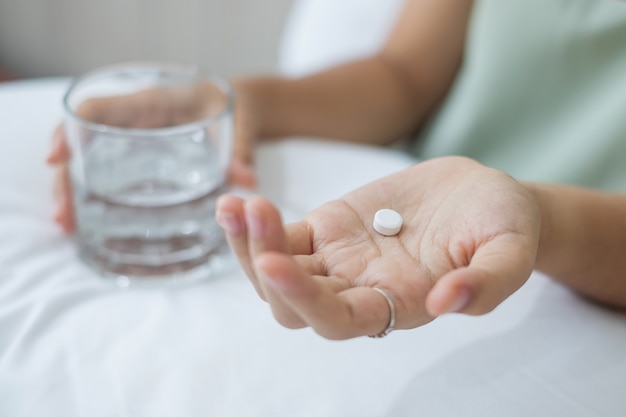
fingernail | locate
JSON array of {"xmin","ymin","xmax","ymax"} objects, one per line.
[
  {"xmin": 245, "ymin": 208, "xmax": 264, "ymax": 238},
  {"xmin": 244, "ymin": 201, "xmax": 264, "ymax": 238},
  {"xmin": 445, "ymin": 287, "xmax": 471, "ymax": 314},
  {"xmin": 216, "ymin": 212, "xmax": 242, "ymax": 235}
]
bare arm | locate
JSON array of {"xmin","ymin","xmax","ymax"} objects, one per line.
[
  {"xmin": 235, "ymin": 0, "xmax": 474, "ymax": 146},
  {"xmin": 528, "ymin": 183, "xmax": 626, "ymax": 309}
]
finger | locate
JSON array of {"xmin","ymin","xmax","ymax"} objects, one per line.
[
  {"xmin": 233, "ymin": 129, "xmax": 255, "ymax": 167},
  {"xmin": 216, "ymin": 194, "xmax": 311, "ymax": 257},
  {"xmin": 232, "ymin": 83, "xmax": 257, "ymax": 169},
  {"xmin": 73, "ymin": 88, "xmax": 176, "ymax": 129},
  {"xmin": 244, "ymin": 196, "xmax": 290, "ymax": 254},
  {"xmin": 230, "ymin": 120, "xmax": 257, "ymax": 189},
  {"xmin": 47, "ymin": 124, "xmax": 70, "ymax": 164},
  {"xmin": 242, "ymin": 196, "xmax": 347, "ymax": 328},
  {"xmin": 53, "ymin": 164, "xmax": 66, "ymax": 200},
  {"xmin": 75, "ymin": 92, "xmax": 151, "ymax": 128},
  {"xmin": 215, "ymin": 194, "xmax": 314, "ymax": 299},
  {"xmin": 245, "ymin": 269, "xmax": 351, "ymax": 331},
  {"xmin": 229, "ymin": 159, "xmax": 257, "ymax": 189},
  {"xmin": 54, "ymin": 198, "xmax": 75, "ymax": 234},
  {"xmin": 244, "ymin": 196, "xmax": 307, "ymax": 327},
  {"xmin": 256, "ymin": 252, "xmax": 399, "ymax": 340},
  {"xmin": 425, "ymin": 235, "xmax": 536, "ymax": 316},
  {"xmin": 52, "ymin": 164, "xmax": 75, "ymax": 233},
  {"xmin": 215, "ymin": 194, "xmax": 266, "ymax": 299}
]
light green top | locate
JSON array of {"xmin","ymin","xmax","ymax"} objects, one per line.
[{"xmin": 413, "ymin": 0, "xmax": 626, "ymax": 191}]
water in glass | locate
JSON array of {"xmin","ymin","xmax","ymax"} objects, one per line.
[{"xmin": 73, "ymin": 128, "xmax": 227, "ymax": 282}]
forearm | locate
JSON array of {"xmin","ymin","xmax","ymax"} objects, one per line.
[
  {"xmin": 232, "ymin": 56, "xmax": 434, "ymax": 146},
  {"xmin": 230, "ymin": 0, "xmax": 473, "ymax": 146},
  {"xmin": 527, "ymin": 182, "xmax": 626, "ymax": 308}
]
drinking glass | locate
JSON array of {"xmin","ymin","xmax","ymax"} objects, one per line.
[{"xmin": 63, "ymin": 62, "xmax": 234, "ymax": 287}]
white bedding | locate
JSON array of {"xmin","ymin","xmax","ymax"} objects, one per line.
[
  {"xmin": 1, "ymin": 78, "xmax": 625, "ymax": 417},
  {"xmin": 2, "ymin": 2, "xmax": 623, "ymax": 415}
]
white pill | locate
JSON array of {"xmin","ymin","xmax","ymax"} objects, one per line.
[{"xmin": 373, "ymin": 209, "xmax": 403, "ymax": 236}]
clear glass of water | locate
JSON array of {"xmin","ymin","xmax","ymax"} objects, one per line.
[{"xmin": 63, "ymin": 62, "xmax": 234, "ymax": 287}]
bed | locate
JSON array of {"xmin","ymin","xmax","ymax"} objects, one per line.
[{"xmin": 1, "ymin": 1, "xmax": 625, "ymax": 416}]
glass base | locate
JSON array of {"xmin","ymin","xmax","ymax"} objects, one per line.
[{"xmin": 79, "ymin": 238, "xmax": 234, "ymax": 288}]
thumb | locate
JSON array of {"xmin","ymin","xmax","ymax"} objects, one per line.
[{"xmin": 425, "ymin": 235, "xmax": 536, "ymax": 317}]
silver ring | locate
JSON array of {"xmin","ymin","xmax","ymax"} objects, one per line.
[{"xmin": 368, "ymin": 287, "xmax": 396, "ymax": 338}]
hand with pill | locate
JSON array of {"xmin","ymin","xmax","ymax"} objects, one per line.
[{"xmin": 216, "ymin": 157, "xmax": 544, "ymax": 340}]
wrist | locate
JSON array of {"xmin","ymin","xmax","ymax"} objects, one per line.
[
  {"xmin": 230, "ymin": 76, "xmax": 286, "ymax": 139},
  {"xmin": 522, "ymin": 181, "xmax": 580, "ymax": 276},
  {"xmin": 522, "ymin": 182, "xmax": 626, "ymax": 308},
  {"xmin": 522, "ymin": 182, "xmax": 553, "ymax": 273}
]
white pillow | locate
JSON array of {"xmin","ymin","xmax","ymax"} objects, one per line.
[{"xmin": 278, "ymin": 0, "xmax": 405, "ymax": 77}]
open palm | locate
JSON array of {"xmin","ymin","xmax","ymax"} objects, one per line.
[{"xmin": 216, "ymin": 156, "xmax": 541, "ymax": 339}]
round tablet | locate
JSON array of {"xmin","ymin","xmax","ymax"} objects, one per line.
[{"xmin": 373, "ymin": 209, "xmax": 403, "ymax": 236}]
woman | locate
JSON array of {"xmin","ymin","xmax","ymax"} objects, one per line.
[{"xmin": 48, "ymin": 0, "xmax": 626, "ymax": 339}]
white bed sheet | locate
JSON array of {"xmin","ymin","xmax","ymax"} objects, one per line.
[{"xmin": 1, "ymin": 79, "xmax": 626, "ymax": 417}]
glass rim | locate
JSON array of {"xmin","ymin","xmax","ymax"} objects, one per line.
[{"xmin": 62, "ymin": 61, "xmax": 235, "ymax": 137}]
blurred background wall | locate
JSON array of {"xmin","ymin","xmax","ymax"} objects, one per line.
[{"xmin": 0, "ymin": 0, "xmax": 292, "ymax": 79}]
